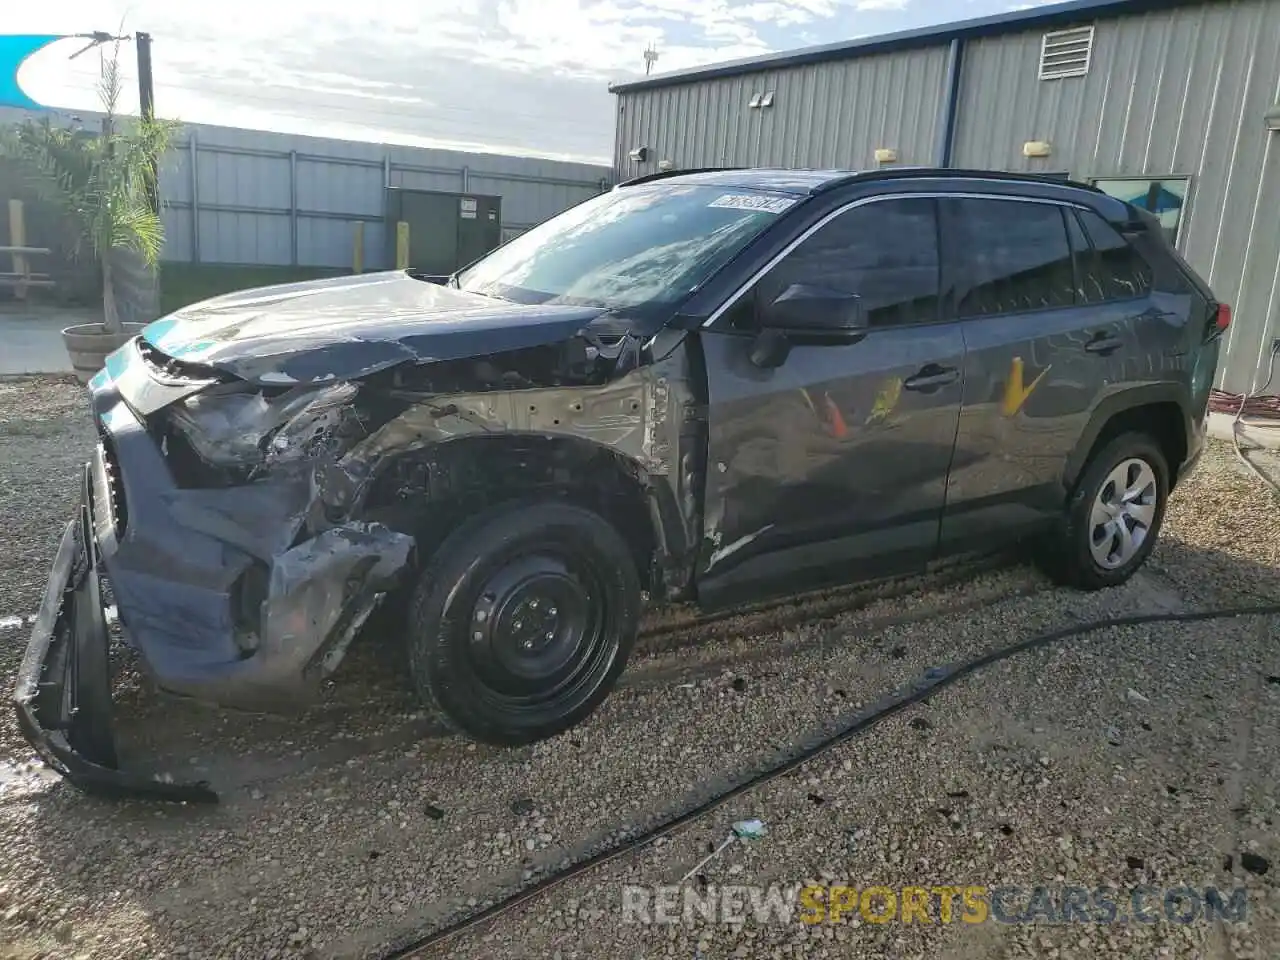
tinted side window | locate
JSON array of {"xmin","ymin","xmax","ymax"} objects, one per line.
[
  {"xmin": 1071, "ymin": 209, "xmax": 1153, "ymax": 302},
  {"xmin": 752, "ymin": 197, "xmax": 940, "ymax": 328},
  {"xmin": 947, "ymin": 199, "xmax": 1076, "ymax": 318}
]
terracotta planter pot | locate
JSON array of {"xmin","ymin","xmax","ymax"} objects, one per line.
[{"xmin": 61, "ymin": 322, "xmax": 147, "ymax": 384}]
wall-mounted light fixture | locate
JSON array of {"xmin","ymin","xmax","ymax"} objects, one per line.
[
  {"xmin": 628, "ymin": 146, "xmax": 649, "ymax": 162},
  {"xmin": 747, "ymin": 91, "xmax": 776, "ymax": 109},
  {"xmin": 760, "ymin": 91, "xmax": 775, "ymax": 107},
  {"xmin": 874, "ymin": 148, "xmax": 899, "ymax": 164},
  {"xmin": 1023, "ymin": 140, "xmax": 1053, "ymax": 158},
  {"xmin": 657, "ymin": 159, "xmax": 674, "ymax": 171},
  {"xmin": 1266, "ymin": 104, "xmax": 1280, "ymax": 132}
]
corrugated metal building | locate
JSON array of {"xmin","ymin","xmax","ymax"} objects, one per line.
[{"xmin": 609, "ymin": 0, "xmax": 1280, "ymax": 396}]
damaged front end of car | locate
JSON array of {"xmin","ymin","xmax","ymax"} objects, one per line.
[{"xmin": 13, "ymin": 279, "xmax": 702, "ymax": 801}]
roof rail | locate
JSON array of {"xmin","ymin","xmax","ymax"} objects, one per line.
[
  {"xmin": 813, "ymin": 167, "xmax": 1104, "ymax": 194},
  {"xmin": 614, "ymin": 166, "xmax": 746, "ymax": 188}
]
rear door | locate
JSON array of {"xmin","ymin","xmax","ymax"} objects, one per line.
[
  {"xmin": 938, "ymin": 195, "xmax": 1160, "ymax": 547},
  {"xmin": 698, "ymin": 195, "xmax": 966, "ymax": 603}
]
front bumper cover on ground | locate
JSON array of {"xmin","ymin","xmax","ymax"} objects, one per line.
[
  {"xmin": 12, "ymin": 465, "xmax": 218, "ymax": 802},
  {"xmin": 12, "ymin": 346, "xmax": 418, "ymax": 801}
]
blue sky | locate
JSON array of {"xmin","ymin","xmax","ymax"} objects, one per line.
[{"xmin": 10, "ymin": 0, "xmax": 1060, "ymax": 162}]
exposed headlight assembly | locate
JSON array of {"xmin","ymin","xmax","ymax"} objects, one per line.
[{"xmin": 167, "ymin": 382, "xmax": 362, "ymax": 471}]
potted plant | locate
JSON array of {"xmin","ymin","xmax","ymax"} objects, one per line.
[{"xmin": 2, "ymin": 44, "xmax": 177, "ymax": 381}]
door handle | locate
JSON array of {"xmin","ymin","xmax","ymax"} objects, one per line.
[
  {"xmin": 902, "ymin": 364, "xmax": 960, "ymax": 392},
  {"xmin": 1084, "ymin": 333, "xmax": 1124, "ymax": 355}
]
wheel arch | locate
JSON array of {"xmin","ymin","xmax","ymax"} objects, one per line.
[
  {"xmin": 360, "ymin": 432, "xmax": 692, "ymax": 598},
  {"xmin": 1064, "ymin": 384, "xmax": 1193, "ymax": 493}
]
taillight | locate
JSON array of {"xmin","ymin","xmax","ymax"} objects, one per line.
[{"xmin": 1215, "ymin": 303, "xmax": 1231, "ymax": 331}]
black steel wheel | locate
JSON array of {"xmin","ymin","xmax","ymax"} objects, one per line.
[{"xmin": 407, "ymin": 500, "xmax": 641, "ymax": 745}]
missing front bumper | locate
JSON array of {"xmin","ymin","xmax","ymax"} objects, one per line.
[{"xmin": 12, "ymin": 466, "xmax": 218, "ymax": 803}]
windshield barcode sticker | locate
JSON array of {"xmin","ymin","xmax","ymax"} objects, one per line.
[{"xmin": 708, "ymin": 194, "xmax": 796, "ymax": 214}]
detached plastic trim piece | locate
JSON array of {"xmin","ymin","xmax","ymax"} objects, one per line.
[
  {"xmin": 11, "ymin": 470, "xmax": 218, "ymax": 804},
  {"xmin": 13, "ymin": 697, "xmax": 219, "ymax": 804}
]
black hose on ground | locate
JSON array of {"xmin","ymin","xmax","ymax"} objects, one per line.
[{"xmin": 377, "ymin": 602, "xmax": 1280, "ymax": 959}]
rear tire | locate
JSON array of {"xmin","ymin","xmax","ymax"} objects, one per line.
[
  {"xmin": 406, "ymin": 500, "xmax": 640, "ymax": 745},
  {"xmin": 1037, "ymin": 431, "xmax": 1169, "ymax": 591}
]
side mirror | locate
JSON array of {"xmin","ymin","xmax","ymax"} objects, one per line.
[
  {"xmin": 747, "ymin": 283, "xmax": 868, "ymax": 369},
  {"xmin": 761, "ymin": 283, "xmax": 868, "ymax": 336}
]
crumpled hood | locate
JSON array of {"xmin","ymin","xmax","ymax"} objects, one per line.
[{"xmin": 141, "ymin": 270, "xmax": 612, "ymax": 384}]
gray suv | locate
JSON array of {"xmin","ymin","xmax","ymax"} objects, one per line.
[{"xmin": 15, "ymin": 167, "xmax": 1227, "ymax": 799}]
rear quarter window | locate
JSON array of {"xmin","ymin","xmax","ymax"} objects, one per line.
[
  {"xmin": 1121, "ymin": 213, "xmax": 1202, "ymax": 297},
  {"xmin": 1071, "ymin": 209, "xmax": 1154, "ymax": 302}
]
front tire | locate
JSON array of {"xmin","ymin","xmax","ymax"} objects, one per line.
[
  {"xmin": 407, "ymin": 500, "xmax": 640, "ymax": 745},
  {"xmin": 1038, "ymin": 432, "xmax": 1169, "ymax": 590}
]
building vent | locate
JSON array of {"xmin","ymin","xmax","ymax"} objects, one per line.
[{"xmin": 1039, "ymin": 25, "xmax": 1094, "ymax": 80}]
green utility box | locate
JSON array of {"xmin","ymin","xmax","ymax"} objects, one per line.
[{"xmin": 384, "ymin": 188, "xmax": 502, "ymax": 274}]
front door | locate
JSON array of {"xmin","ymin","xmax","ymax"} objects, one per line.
[{"xmin": 698, "ymin": 196, "xmax": 965, "ymax": 605}]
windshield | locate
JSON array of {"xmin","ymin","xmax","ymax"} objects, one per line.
[{"xmin": 453, "ymin": 183, "xmax": 798, "ymax": 313}]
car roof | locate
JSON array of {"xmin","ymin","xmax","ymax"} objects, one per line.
[
  {"xmin": 617, "ymin": 166, "xmax": 1106, "ymax": 196},
  {"xmin": 615, "ymin": 167, "xmax": 859, "ymax": 195},
  {"xmin": 614, "ymin": 166, "xmax": 1138, "ymax": 221},
  {"xmin": 614, "ymin": 167, "xmax": 1136, "ymax": 216}
]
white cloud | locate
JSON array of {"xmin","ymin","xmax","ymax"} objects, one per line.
[
  {"xmin": 735, "ymin": 4, "xmax": 808, "ymax": 25},
  {"xmin": 7, "ymin": 0, "xmax": 930, "ymax": 161}
]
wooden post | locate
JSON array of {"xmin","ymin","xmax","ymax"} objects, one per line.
[
  {"xmin": 8, "ymin": 200, "xmax": 28, "ymax": 299},
  {"xmin": 395, "ymin": 220, "xmax": 410, "ymax": 270},
  {"xmin": 352, "ymin": 222, "xmax": 364, "ymax": 274}
]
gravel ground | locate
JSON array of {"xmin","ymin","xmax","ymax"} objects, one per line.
[{"xmin": 0, "ymin": 375, "xmax": 1276, "ymax": 960}]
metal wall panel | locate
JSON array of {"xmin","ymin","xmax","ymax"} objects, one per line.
[
  {"xmin": 298, "ymin": 156, "xmax": 383, "ymax": 216},
  {"xmin": 162, "ymin": 142, "xmax": 192, "ymax": 204},
  {"xmin": 390, "ymin": 166, "xmax": 465, "ymax": 194},
  {"xmin": 614, "ymin": 45, "xmax": 950, "ymax": 179},
  {"xmin": 953, "ymin": 0, "xmax": 1280, "ymax": 394},
  {"xmin": 296, "ymin": 217, "xmax": 379, "ymax": 270},
  {"xmin": 198, "ymin": 209, "xmax": 292, "ymax": 265},
  {"xmin": 158, "ymin": 123, "xmax": 609, "ymax": 271},
  {"xmin": 160, "ymin": 207, "xmax": 193, "ymax": 264}
]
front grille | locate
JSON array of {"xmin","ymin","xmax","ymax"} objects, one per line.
[{"xmin": 135, "ymin": 337, "xmax": 227, "ymax": 385}]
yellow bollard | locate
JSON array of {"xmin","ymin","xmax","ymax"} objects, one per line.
[
  {"xmin": 352, "ymin": 222, "xmax": 364, "ymax": 274},
  {"xmin": 395, "ymin": 220, "xmax": 410, "ymax": 270}
]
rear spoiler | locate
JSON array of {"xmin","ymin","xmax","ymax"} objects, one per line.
[{"xmin": 1117, "ymin": 204, "xmax": 1163, "ymax": 236}]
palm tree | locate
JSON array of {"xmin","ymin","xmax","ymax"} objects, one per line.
[{"xmin": 1, "ymin": 44, "xmax": 177, "ymax": 334}]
